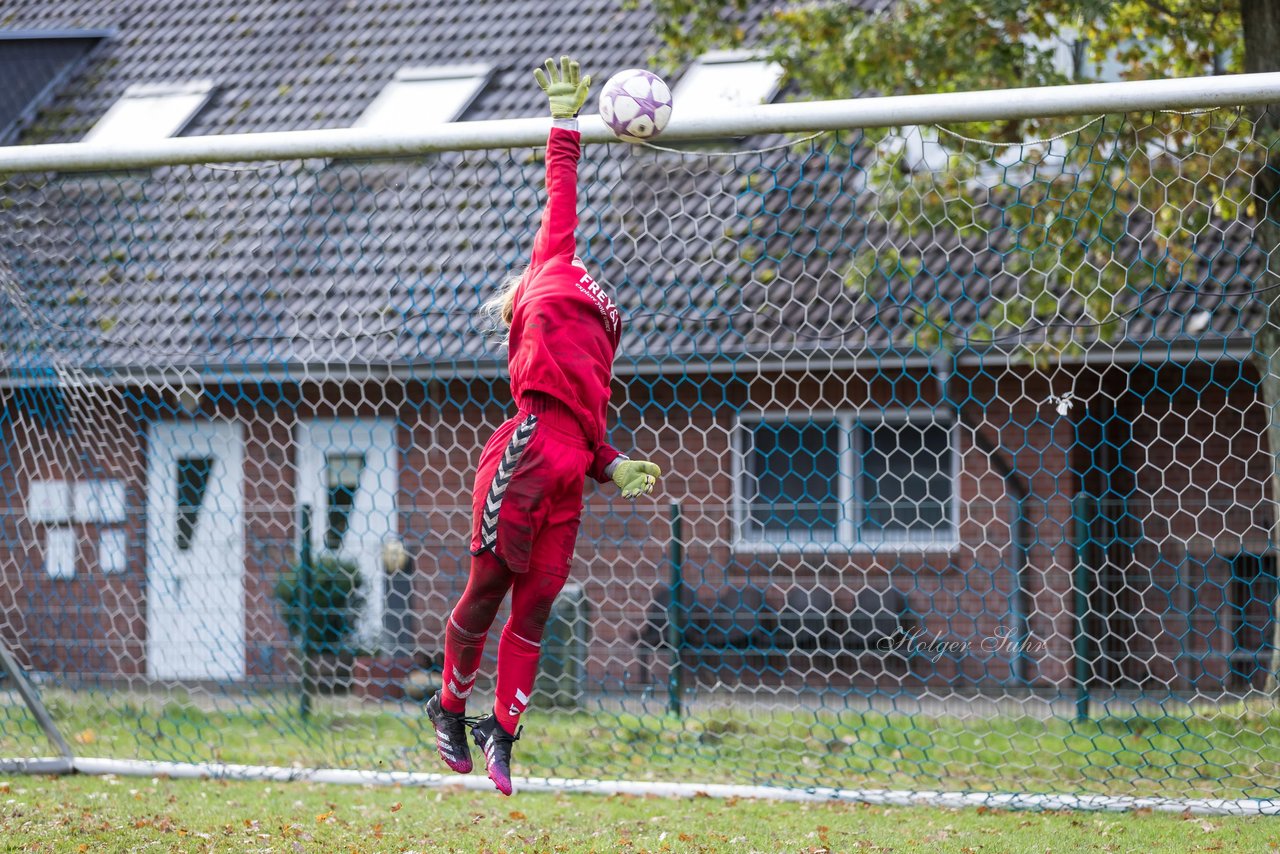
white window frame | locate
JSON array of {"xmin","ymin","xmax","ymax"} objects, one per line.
[
  {"xmin": 83, "ymin": 80, "xmax": 215, "ymax": 144},
  {"xmin": 670, "ymin": 50, "xmax": 784, "ymax": 121},
  {"xmin": 355, "ymin": 64, "xmax": 491, "ymax": 130},
  {"xmin": 732, "ymin": 408, "xmax": 960, "ymax": 554}
]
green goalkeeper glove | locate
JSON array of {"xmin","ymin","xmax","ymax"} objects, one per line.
[
  {"xmin": 612, "ymin": 459, "xmax": 662, "ymax": 499},
  {"xmin": 534, "ymin": 55, "xmax": 592, "ymax": 119}
]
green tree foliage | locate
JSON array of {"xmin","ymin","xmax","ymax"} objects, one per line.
[{"xmin": 643, "ymin": 0, "xmax": 1277, "ymax": 356}]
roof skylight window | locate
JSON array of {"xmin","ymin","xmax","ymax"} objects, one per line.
[
  {"xmin": 83, "ymin": 80, "xmax": 215, "ymax": 144},
  {"xmin": 670, "ymin": 51, "xmax": 784, "ymax": 120},
  {"xmin": 356, "ymin": 64, "xmax": 491, "ymax": 130}
]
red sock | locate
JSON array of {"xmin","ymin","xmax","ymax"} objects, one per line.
[
  {"xmin": 494, "ymin": 623, "xmax": 541, "ymax": 733},
  {"xmin": 440, "ymin": 613, "xmax": 486, "ymax": 713}
]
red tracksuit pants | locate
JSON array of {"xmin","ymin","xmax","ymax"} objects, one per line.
[
  {"xmin": 441, "ymin": 393, "xmax": 593, "ymax": 731},
  {"xmin": 467, "ymin": 392, "xmax": 593, "ymax": 575}
]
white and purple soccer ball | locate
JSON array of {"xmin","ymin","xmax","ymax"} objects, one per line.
[{"xmin": 598, "ymin": 69, "xmax": 673, "ymax": 144}]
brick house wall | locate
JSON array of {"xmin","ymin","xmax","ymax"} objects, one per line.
[
  {"xmin": 1, "ymin": 357, "xmax": 1271, "ymax": 697},
  {"xmin": 1075, "ymin": 360, "xmax": 1274, "ymax": 693},
  {"xmin": 0, "ymin": 387, "xmax": 148, "ymax": 675}
]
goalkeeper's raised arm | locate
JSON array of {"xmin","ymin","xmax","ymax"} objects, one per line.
[
  {"xmin": 527, "ymin": 56, "xmax": 590, "ymax": 276},
  {"xmin": 426, "ymin": 55, "xmax": 662, "ymax": 798}
]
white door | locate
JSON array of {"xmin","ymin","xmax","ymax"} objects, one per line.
[
  {"xmin": 146, "ymin": 421, "xmax": 245, "ymax": 680},
  {"xmin": 296, "ymin": 419, "xmax": 397, "ymax": 649}
]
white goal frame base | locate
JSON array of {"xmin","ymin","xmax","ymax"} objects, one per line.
[{"xmin": 2, "ymin": 756, "xmax": 1275, "ymax": 816}]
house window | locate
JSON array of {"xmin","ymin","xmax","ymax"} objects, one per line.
[
  {"xmin": 737, "ymin": 412, "xmax": 956, "ymax": 549},
  {"xmin": 670, "ymin": 51, "xmax": 784, "ymax": 120},
  {"xmin": 83, "ymin": 80, "xmax": 215, "ymax": 144},
  {"xmin": 44, "ymin": 528, "xmax": 76, "ymax": 579},
  {"xmin": 356, "ymin": 65, "xmax": 491, "ymax": 131},
  {"xmin": 175, "ymin": 456, "xmax": 214, "ymax": 551},
  {"xmin": 324, "ymin": 452, "xmax": 365, "ymax": 551},
  {"xmin": 744, "ymin": 421, "xmax": 843, "ymax": 539},
  {"xmin": 859, "ymin": 420, "xmax": 954, "ymax": 537}
]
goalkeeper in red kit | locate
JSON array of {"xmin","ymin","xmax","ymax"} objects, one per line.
[{"xmin": 425, "ymin": 56, "xmax": 662, "ymax": 796}]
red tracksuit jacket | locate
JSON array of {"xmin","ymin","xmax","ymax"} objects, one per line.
[{"xmin": 507, "ymin": 125, "xmax": 623, "ymax": 482}]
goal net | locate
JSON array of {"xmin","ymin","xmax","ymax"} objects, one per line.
[{"xmin": 2, "ymin": 77, "xmax": 1280, "ymax": 812}]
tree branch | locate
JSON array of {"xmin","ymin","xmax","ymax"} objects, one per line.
[{"xmin": 1138, "ymin": 0, "xmax": 1179, "ymax": 22}]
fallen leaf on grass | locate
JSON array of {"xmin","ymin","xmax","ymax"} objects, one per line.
[
  {"xmin": 390, "ymin": 802, "xmax": 402, "ymax": 813},
  {"xmin": 509, "ymin": 810, "xmax": 526, "ymax": 820}
]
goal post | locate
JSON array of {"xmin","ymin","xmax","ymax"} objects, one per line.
[{"xmin": 1, "ymin": 73, "xmax": 1280, "ymax": 813}]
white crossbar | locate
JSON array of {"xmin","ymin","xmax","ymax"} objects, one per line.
[{"xmin": 0, "ymin": 72, "xmax": 1277, "ymax": 172}]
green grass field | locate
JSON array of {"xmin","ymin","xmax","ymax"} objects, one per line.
[
  {"xmin": 5, "ymin": 691, "xmax": 1280, "ymax": 851},
  {"xmin": 1, "ymin": 773, "xmax": 1278, "ymax": 853},
  {"xmin": 5, "ymin": 690, "xmax": 1280, "ymax": 801}
]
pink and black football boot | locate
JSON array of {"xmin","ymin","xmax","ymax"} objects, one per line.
[
  {"xmin": 470, "ymin": 713, "xmax": 522, "ymax": 796},
  {"xmin": 425, "ymin": 691, "xmax": 475, "ymax": 774}
]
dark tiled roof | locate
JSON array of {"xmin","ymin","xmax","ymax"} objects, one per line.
[
  {"xmin": 0, "ymin": 30, "xmax": 107, "ymax": 144},
  {"xmin": 6, "ymin": 1, "xmax": 660, "ymax": 142},
  {"xmin": 0, "ymin": 1, "xmax": 1267, "ymax": 380}
]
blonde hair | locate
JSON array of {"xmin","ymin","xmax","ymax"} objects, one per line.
[{"xmin": 480, "ymin": 266, "xmax": 526, "ymax": 341}]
